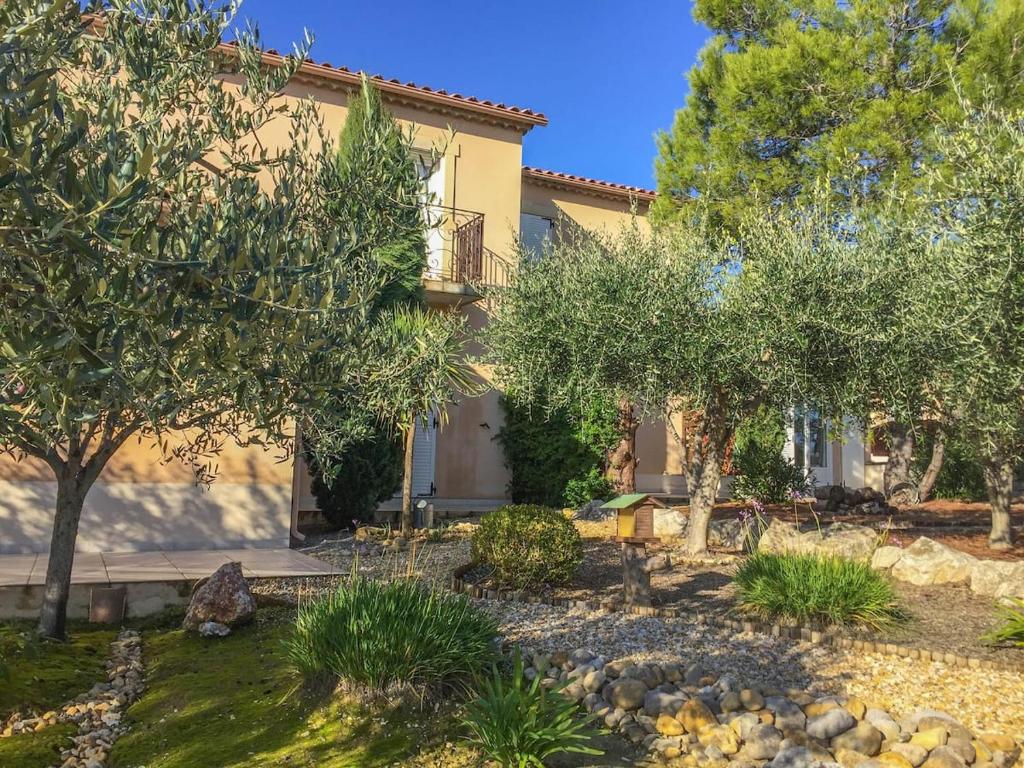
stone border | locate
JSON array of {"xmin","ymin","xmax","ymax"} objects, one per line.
[{"xmin": 450, "ymin": 563, "xmax": 1024, "ymax": 674}]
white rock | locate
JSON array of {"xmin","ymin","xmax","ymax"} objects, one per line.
[{"xmin": 891, "ymin": 537, "xmax": 977, "ymax": 586}]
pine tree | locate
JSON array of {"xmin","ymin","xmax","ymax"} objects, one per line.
[{"xmin": 653, "ymin": 0, "xmax": 1024, "ymax": 229}]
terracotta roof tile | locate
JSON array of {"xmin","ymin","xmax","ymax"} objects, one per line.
[
  {"xmin": 522, "ymin": 166, "xmax": 656, "ymax": 202},
  {"xmin": 219, "ymin": 42, "xmax": 547, "ymax": 130}
]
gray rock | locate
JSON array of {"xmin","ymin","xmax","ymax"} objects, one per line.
[
  {"xmin": 766, "ymin": 697, "xmax": 808, "ymax": 731},
  {"xmin": 970, "ymin": 559, "xmax": 1024, "ymax": 599},
  {"xmin": 871, "ymin": 546, "xmax": 904, "ymax": 570},
  {"xmin": 807, "ymin": 708, "xmax": 856, "ymax": 740},
  {"xmin": 182, "ymin": 562, "xmax": 256, "ymax": 631},
  {"xmin": 770, "ymin": 746, "xmax": 816, "ymax": 768},
  {"xmin": 890, "ymin": 743, "xmax": 929, "ymax": 767},
  {"xmin": 604, "ymin": 678, "xmax": 648, "ymax": 711},
  {"xmin": 197, "ymin": 621, "xmax": 231, "ymax": 637},
  {"xmin": 655, "ymin": 508, "xmax": 687, "ymax": 538},
  {"xmin": 831, "ymin": 721, "xmax": 883, "ymax": 756},
  {"xmin": 922, "ymin": 745, "xmax": 968, "ymax": 768},
  {"xmin": 583, "ymin": 669, "xmax": 606, "ymax": 693},
  {"xmin": 644, "ymin": 690, "xmax": 684, "ymax": 717},
  {"xmin": 945, "ymin": 738, "xmax": 976, "ymax": 764},
  {"xmin": 573, "ymin": 499, "xmax": 613, "ymax": 521},
  {"xmin": 745, "ymin": 724, "xmax": 784, "ymax": 760}
]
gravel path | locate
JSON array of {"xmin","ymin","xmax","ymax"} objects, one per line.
[{"xmin": 478, "ymin": 599, "xmax": 1024, "ymax": 742}]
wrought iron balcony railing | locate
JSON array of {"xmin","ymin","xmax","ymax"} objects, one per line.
[{"xmin": 422, "ymin": 207, "xmax": 511, "ymax": 293}]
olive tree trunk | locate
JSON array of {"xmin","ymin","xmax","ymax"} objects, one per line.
[
  {"xmin": 685, "ymin": 393, "xmax": 731, "ymax": 556},
  {"xmin": 400, "ymin": 419, "xmax": 416, "ymax": 537},
  {"xmin": 607, "ymin": 398, "xmax": 638, "ymax": 494},
  {"xmin": 38, "ymin": 472, "xmax": 89, "ymax": 640},
  {"xmin": 917, "ymin": 432, "xmax": 946, "ymax": 503},
  {"xmin": 883, "ymin": 422, "xmax": 916, "ymax": 501},
  {"xmin": 983, "ymin": 456, "xmax": 1016, "ymax": 550}
]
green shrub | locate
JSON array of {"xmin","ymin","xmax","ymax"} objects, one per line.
[
  {"xmin": 734, "ymin": 552, "xmax": 902, "ymax": 629},
  {"xmin": 497, "ymin": 396, "xmax": 619, "ymax": 507},
  {"xmin": 472, "ymin": 505, "xmax": 583, "ymax": 590},
  {"xmin": 287, "ymin": 577, "xmax": 498, "ymax": 697},
  {"xmin": 983, "ymin": 598, "xmax": 1024, "ymax": 647},
  {"xmin": 462, "ymin": 651, "xmax": 601, "ymax": 767},
  {"xmin": 306, "ymin": 424, "xmax": 404, "ymax": 527},
  {"xmin": 563, "ymin": 467, "xmax": 614, "ymax": 508},
  {"xmin": 732, "ymin": 406, "xmax": 812, "ymax": 504}
]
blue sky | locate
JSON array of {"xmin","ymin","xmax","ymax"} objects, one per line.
[{"xmin": 236, "ymin": 1, "xmax": 710, "ymax": 190}]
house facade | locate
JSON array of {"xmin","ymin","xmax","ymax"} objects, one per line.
[{"xmin": 0, "ymin": 51, "xmax": 888, "ymax": 555}]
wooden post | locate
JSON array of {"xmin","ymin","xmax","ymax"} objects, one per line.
[{"xmin": 622, "ymin": 541, "xmax": 652, "ymax": 607}]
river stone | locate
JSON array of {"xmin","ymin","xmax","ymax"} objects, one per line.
[
  {"xmin": 645, "ymin": 690, "xmax": 684, "ymax": 717},
  {"xmin": 182, "ymin": 562, "xmax": 255, "ymax": 631},
  {"xmin": 744, "ymin": 724, "xmax": 785, "ymax": 760},
  {"xmin": 891, "ymin": 537, "xmax": 977, "ymax": 586},
  {"xmin": 678, "ymin": 698, "xmax": 718, "ymax": 733},
  {"xmin": 970, "ymin": 560, "xmax": 1024, "ymax": 599},
  {"xmin": 910, "ymin": 728, "xmax": 948, "ymax": 751},
  {"xmin": 921, "ymin": 746, "xmax": 968, "ymax": 768},
  {"xmin": 807, "ymin": 708, "xmax": 856, "ymax": 741},
  {"xmin": 767, "ymin": 697, "xmax": 808, "ymax": 732},
  {"xmin": 197, "ymin": 621, "xmax": 231, "ymax": 638},
  {"xmin": 866, "ymin": 710, "xmax": 903, "ymax": 741},
  {"xmin": 770, "ymin": 746, "xmax": 818, "ymax": 768},
  {"xmin": 868, "ymin": 755, "xmax": 916, "ymax": 768},
  {"xmin": 721, "ymin": 692, "xmax": 742, "ymax": 713},
  {"xmin": 917, "ymin": 716, "xmax": 973, "ymax": 744},
  {"xmin": 836, "ymin": 748, "xmax": 872, "ymax": 768},
  {"xmin": 832, "ymin": 722, "xmax": 883, "ymax": 756},
  {"xmin": 730, "ymin": 712, "xmax": 762, "ymax": 739},
  {"xmin": 890, "ymin": 743, "xmax": 929, "ymax": 767},
  {"xmin": 741, "ymin": 688, "xmax": 766, "ymax": 711},
  {"xmin": 605, "ymin": 678, "xmax": 648, "ymax": 711},
  {"xmin": 946, "ymin": 738, "xmax": 976, "ymax": 764},
  {"xmin": 699, "ymin": 725, "xmax": 740, "ymax": 755},
  {"xmin": 583, "ymin": 669, "xmax": 606, "ymax": 693},
  {"xmin": 657, "ymin": 713, "xmax": 685, "ymax": 736}
]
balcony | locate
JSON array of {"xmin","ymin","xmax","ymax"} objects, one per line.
[{"xmin": 422, "ymin": 207, "xmax": 511, "ymax": 304}]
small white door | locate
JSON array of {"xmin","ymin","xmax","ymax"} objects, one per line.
[
  {"xmin": 410, "ymin": 411, "xmax": 437, "ymax": 497},
  {"xmin": 417, "ymin": 154, "xmax": 445, "ymax": 278}
]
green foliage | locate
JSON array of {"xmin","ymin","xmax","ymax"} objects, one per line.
[
  {"xmin": 983, "ymin": 598, "xmax": 1024, "ymax": 648},
  {"xmin": 462, "ymin": 651, "xmax": 601, "ymax": 768},
  {"xmin": 472, "ymin": 505, "xmax": 583, "ymax": 590},
  {"xmin": 734, "ymin": 552, "xmax": 903, "ymax": 630},
  {"xmin": 734, "ymin": 405, "xmax": 786, "ymax": 456},
  {"xmin": 912, "ymin": 430, "xmax": 987, "ymax": 501},
  {"xmin": 732, "ymin": 446, "xmax": 812, "ymax": 505},
  {"xmin": 287, "ymin": 578, "xmax": 498, "ymax": 697},
  {"xmin": 563, "ymin": 467, "xmax": 615, "ymax": 508},
  {"xmin": 654, "ymin": 0, "xmax": 1024, "ymax": 229},
  {"xmin": 304, "ymin": 76, "xmax": 431, "ymax": 517},
  {"xmin": 496, "ymin": 396, "xmax": 618, "ymax": 507},
  {"xmin": 306, "ymin": 424, "xmax": 403, "ymax": 526}
]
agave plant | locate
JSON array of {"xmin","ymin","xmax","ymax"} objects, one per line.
[{"xmin": 462, "ymin": 651, "xmax": 602, "ymax": 767}]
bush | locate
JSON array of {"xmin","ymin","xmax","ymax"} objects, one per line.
[
  {"xmin": 983, "ymin": 598, "xmax": 1024, "ymax": 647},
  {"xmin": 306, "ymin": 424, "xmax": 403, "ymax": 527},
  {"xmin": 497, "ymin": 397, "xmax": 619, "ymax": 508},
  {"xmin": 734, "ymin": 552, "xmax": 902, "ymax": 629},
  {"xmin": 462, "ymin": 651, "xmax": 601, "ymax": 767},
  {"xmin": 732, "ymin": 406, "xmax": 812, "ymax": 504},
  {"xmin": 562, "ymin": 467, "xmax": 614, "ymax": 508},
  {"xmin": 287, "ymin": 577, "xmax": 498, "ymax": 697},
  {"xmin": 472, "ymin": 505, "xmax": 583, "ymax": 590},
  {"xmin": 731, "ymin": 443, "xmax": 813, "ymax": 504}
]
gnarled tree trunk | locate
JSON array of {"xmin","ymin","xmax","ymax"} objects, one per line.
[
  {"xmin": 607, "ymin": 398, "xmax": 638, "ymax": 494},
  {"xmin": 685, "ymin": 392, "xmax": 731, "ymax": 556},
  {"xmin": 883, "ymin": 422, "xmax": 916, "ymax": 502},
  {"xmin": 917, "ymin": 432, "xmax": 945, "ymax": 503},
  {"xmin": 983, "ymin": 456, "xmax": 1016, "ymax": 550}
]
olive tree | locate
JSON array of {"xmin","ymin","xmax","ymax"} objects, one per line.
[
  {"xmin": 0, "ymin": 0, "xmax": 424, "ymax": 638},
  {"xmin": 484, "ymin": 221, "xmax": 850, "ymax": 554}
]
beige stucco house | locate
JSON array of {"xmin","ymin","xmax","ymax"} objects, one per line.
[{"xmin": 0, "ymin": 49, "xmax": 888, "ymax": 555}]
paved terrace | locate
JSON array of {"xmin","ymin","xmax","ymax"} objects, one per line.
[{"xmin": 0, "ymin": 548, "xmax": 335, "ymax": 587}]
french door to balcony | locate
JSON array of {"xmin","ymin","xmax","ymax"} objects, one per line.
[{"xmin": 417, "ymin": 154, "xmax": 445, "ymax": 278}]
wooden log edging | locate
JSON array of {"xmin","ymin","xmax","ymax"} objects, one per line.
[{"xmin": 449, "ymin": 563, "xmax": 1024, "ymax": 674}]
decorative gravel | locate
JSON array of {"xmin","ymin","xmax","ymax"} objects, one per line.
[{"xmin": 478, "ymin": 599, "xmax": 1024, "ymax": 741}]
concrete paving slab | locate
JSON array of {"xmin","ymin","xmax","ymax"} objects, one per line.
[{"xmin": 0, "ymin": 554, "xmax": 37, "ymax": 587}]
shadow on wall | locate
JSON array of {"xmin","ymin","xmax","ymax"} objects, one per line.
[{"xmin": 0, "ymin": 478, "xmax": 290, "ymax": 555}]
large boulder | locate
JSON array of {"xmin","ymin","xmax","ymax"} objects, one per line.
[
  {"xmin": 182, "ymin": 561, "xmax": 256, "ymax": 631},
  {"xmin": 709, "ymin": 518, "xmax": 757, "ymax": 551},
  {"xmin": 654, "ymin": 508, "xmax": 687, "ymax": 539},
  {"xmin": 891, "ymin": 538, "xmax": 977, "ymax": 586},
  {"xmin": 759, "ymin": 519, "xmax": 878, "ymax": 560},
  {"xmin": 970, "ymin": 559, "xmax": 1024, "ymax": 599}
]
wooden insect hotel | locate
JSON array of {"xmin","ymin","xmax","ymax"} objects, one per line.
[{"xmin": 601, "ymin": 494, "xmax": 672, "ymax": 607}]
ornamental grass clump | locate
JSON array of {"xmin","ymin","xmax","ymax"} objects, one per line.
[
  {"xmin": 472, "ymin": 505, "xmax": 583, "ymax": 590},
  {"xmin": 983, "ymin": 598, "xmax": 1024, "ymax": 647},
  {"xmin": 734, "ymin": 552, "xmax": 903, "ymax": 630},
  {"xmin": 462, "ymin": 651, "xmax": 601, "ymax": 767},
  {"xmin": 287, "ymin": 577, "xmax": 498, "ymax": 698}
]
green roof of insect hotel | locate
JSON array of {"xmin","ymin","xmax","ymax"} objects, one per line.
[{"xmin": 601, "ymin": 494, "xmax": 652, "ymax": 509}]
